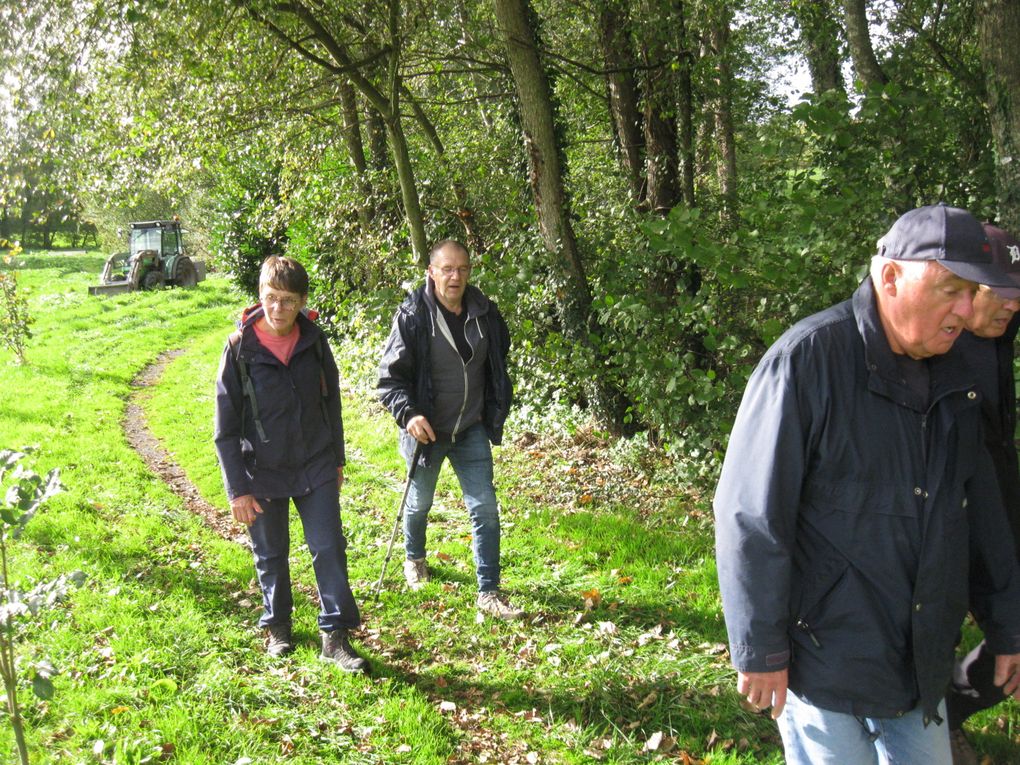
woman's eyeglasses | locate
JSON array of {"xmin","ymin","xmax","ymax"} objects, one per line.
[{"xmin": 262, "ymin": 294, "xmax": 300, "ymax": 310}]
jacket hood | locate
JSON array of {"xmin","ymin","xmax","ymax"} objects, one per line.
[
  {"xmin": 404, "ymin": 279, "xmax": 491, "ymax": 321},
  {"xmin": 236, "ymin": 303, "xmax": 324, "ymax": 360},
  {"xmin": 238, "ymin": 302, "xmax": 320, "ymax": 329}
]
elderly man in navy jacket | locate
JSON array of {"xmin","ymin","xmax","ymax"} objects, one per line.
[
  {"xmin": 714, "ymin": 205, "xmax": 1020, "ymax": 764},
  {"xmin": 945, "ymin": 224, "xmax": 1020, "ymax": 763}
]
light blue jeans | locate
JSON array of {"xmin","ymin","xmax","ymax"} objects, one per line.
[
  {"xmin": 778, "ymin": 690, "xmax": 951, "ymax": 765},
  {"xmin": 400, "ymin": 423, "xmax": 501, "ymax": 592}
]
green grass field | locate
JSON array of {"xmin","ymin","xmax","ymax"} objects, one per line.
[{"xmin": 0, "ymin": 250, "xmax": 1017, "ymax": 763}]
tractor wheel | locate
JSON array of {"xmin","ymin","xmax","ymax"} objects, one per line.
[
  {"xmin": 141, "ymin": 269, "xmax": 164, "ymax": 290},
  {"xmin": 175, "ymin": 257, "xmax": 198, "ymax": 288}
]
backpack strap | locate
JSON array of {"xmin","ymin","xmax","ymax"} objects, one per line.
[
  {"xmin": 229, "ymin": 330, "xmax": 270, "ymax": 444},
  {"xmin": 313, "ymin": 333, "xmax": 330, "ymax": 422}
]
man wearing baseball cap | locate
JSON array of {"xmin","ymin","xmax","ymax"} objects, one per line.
[
  {"xmin": 945, "ymin": 224, "xmax": 1020, "ymax": 764},
  {"xmin": 714, "ymin": 204, "xmax": 1020, "ymax": 764}
]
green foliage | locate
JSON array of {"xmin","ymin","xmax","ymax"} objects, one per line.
[
  {"xmin": 0, "ymin": 447, "xmax": 66, "ymax": 765},
  {"xmin": 0, "ymin": 246, "xmax": 32, "ymax": 366}
]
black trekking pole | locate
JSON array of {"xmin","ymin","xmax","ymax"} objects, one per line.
[{"xmin": 373, "ymin": 440, "xmax": 424, "ymax": 601}]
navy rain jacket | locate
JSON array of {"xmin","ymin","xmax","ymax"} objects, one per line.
[
  {"xmin": 714, "ymin": 276, "xmax": 1020, "ymax": 721},
  {"xmin": 214, "ymin": 307, "xmax": 345, "ymax": 500}
]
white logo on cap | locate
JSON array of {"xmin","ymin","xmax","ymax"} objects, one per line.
[{"xmin": 1010, "ymin": 244, "xmax": 1020, "ymax": 265}]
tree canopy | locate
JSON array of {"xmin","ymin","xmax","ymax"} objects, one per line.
[{"xmin": 3, "ymin": 0, "xmax": 1018, "ymax": 482}]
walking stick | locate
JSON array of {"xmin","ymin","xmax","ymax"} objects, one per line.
[{"xmin": 373, "ymin": 441, "xmax": 424, "ymax": 601}]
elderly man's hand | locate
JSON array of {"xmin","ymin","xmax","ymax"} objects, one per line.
[
  {"xmin": 993, "ymin": 653, "xmax": 1020, "ymax": 698},
  {"xmin": 737, "ymin": 669, "xmax": 788, "ymax": 719}
]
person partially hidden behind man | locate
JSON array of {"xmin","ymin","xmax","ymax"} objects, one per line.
[
  {"xmin": 714, "ymin": 204, "xmax": 1020, "ymax": 764},
  {"xmin": 377, "ymin": 239, "xmax": 523, "ymax": 620},
  {"xmin": 945, "ymin": 224, "xmax": 1020, "ymax": 765}
]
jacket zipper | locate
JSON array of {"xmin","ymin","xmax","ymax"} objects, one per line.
[
  {"xmin": 450, "ymin": 315, "xmax": 481, "ymax": 442},
  {"xmin": 795, "ymin": 619, "xmax": 822, "ymax": 648}
]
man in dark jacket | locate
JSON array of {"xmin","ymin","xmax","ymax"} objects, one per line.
[
  {"xmin": 714, "ymin": 205, "xmax": 1020, "ymax": 764},
  {"xmin": 377, "ymin": 239, "xmax": 522, "ymax": 620},
  {"xmin": 214, "ymin": 256, "xmax": 366, "ymax": 672},
  {"xmin": 946, "ymin": 224, "xmax": 1020, "ymax": 764}
]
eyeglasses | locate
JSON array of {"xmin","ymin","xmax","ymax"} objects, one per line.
[
  {"xmin": 435, "ymin": 266, "xmax": 471, "ymax": 277},
  {"xmin": 262, "ymin": 294, "xmax": 300, "ymax": 310}
]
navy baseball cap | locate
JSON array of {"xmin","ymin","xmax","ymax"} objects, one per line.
[
  {"xmin": 983, "ymin": 224, "xmax": 1020, "ymax": 300},
  {"xmin": 877, "ymin": 203, "xmax": 1015, "ymax": 289}
]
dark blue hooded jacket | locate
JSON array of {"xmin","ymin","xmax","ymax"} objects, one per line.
[
  {"xmin": 376, "ymin": 280, "xmax": 512, "ymax": 467},
  {"xmin": 214, "ymin": 306, "xmax": 344, "ymax": 500}
]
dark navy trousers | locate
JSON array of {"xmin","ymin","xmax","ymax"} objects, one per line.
[{"xmin": 248, "ymin": 479, "xmax": 361, "ymax": 632}]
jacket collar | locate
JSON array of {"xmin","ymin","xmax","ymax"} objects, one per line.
[{"xmin": 853, "ymin": 276, "xmax": 976, "ymax": 410}]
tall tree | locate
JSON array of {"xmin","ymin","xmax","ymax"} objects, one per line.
[
  {"xmin": 598, "ymin": 1, "xmax": 645, "ymax": 202},
  {"xmin": 707, "ymin": 2, "xmax": 738, "ymax": 228},
  {"xmin": 792, "ymin": 0, "xmax": 846, "ymax": 94},
  {"xmin": 977, "ymin": 0, "xmax": 1020, "ymax": 231},
  {"xmin": 843, "ymin": 0, "xmax": 887, "ymax": 89},
  {"xmin": 238, "ymin": 0, "xmax": 429, "ymax": 261}
]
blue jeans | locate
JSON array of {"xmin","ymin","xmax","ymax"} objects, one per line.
[
  {"xmin": 778, "ymin": 690, "xmax": 950, "ymax": 765},
  {"xmin": 248, "ymin": 479, "xmax": 361, "ymax": 632},
  {"xmin": 400, "ymin": 423, "xmax": 501, "ymax": 592}
]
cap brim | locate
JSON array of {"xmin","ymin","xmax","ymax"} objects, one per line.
[{"xmin": 942, "ymin": 260, "xmax": 1019, "ymax": 290}]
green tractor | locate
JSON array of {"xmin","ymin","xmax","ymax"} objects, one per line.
[{"xmin": 88, "ymin": 219, "xmax": 206, "ymax": 296}]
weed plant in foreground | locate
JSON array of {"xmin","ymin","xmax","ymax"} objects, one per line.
[{"xmin": 3, "ymin": 250, "xmax": 1018, "ymax": 762}]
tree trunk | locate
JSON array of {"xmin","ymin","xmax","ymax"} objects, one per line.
[
  {"xmin": 638, "ymin": 14, "xmax": 680, "ymax": 215},
  {"xmin": 365, "ymin": 97, "xmax": 389, "ymax": 172},
  {"xmin": 675, "ymin": 0, "xmax": 696, "ymax": 208},
  {"xmin": 977, "ymin": 0, "xmax": 1020, "ymax": 232},
  {"xmin": 492, "ymin": 0, "xmax": 591, "ymax": 319},
  {"xmin": 598, "ymin": 2, "xmax": 645, "ymax": 202},
  {"xmin": 337, "ymin": 77, "xmax": 374, "ymax": 230},
  {"xmin": 793, "ymin": 0, "xmax": 846, "ymax": 94},
  {"xmin": 843, "ymin": 0, "xmax": 887, "ymax": 90},
  {"xmin": 709, "ymin": 6, "xmax": 738, "ymax": 229},
  {"xmin": 493, "ymin": 0, "xmax": 630, "ymax": 427}
]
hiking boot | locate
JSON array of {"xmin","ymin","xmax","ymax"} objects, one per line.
[
  {"xmin": 477, "ymin": 591, "xmax": 525, "ymax": 621},
  {"xmin": 403, "ymin": 558, "xmax": 430, "ymax": 591},
  {"xmin": 265, "ymin": 624, "xmax": 294, "ymax": 657},
  {"xmin": 949, "ymin": 728, "xmax": 979, "ymax": 765},
  {"xmin": 320, "ymin": 629, "xmax": 368, "ymax": 674}
]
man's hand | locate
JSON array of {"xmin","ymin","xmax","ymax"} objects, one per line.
[
  {"xmin": 737, "ymin": 669, "xmax": 788, "ymax": 719},
  {"xmin": 407, "ymin": 415, "xmax": 436, "ymax": 444},
  {"xmin": 993, "ymin": 653, "xmax": 1020, "ymax": 698},
  {"xmin": 229, "ymin": 494, "xmax": 263, "ymax": 526}
]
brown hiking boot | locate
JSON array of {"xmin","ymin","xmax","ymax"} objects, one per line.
[
  {"xmin": 403, "ymin": 558, "xmax": 430, "ymax": 591},
  {"xmin": 265, "ymin": 624, "xmax": 294, "ymax": 657},
  {"xmin": 949, "ymin": 728, "xmax": 979, "ymax": 765},
  {"xmin": 477, "ymin": 591, "xmax": 525, "ymax": 620},
  {"xmin": 320, "ymin": 629, "xmax": 368, "ymax": 674}
]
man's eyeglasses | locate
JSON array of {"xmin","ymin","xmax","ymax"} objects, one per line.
[
  {"xmin": 262, "ymin": 294, "xmax": 300, "ymax": 310},
  {"xmin": 435, "ymin": 266, "xmax": 471, "ymax": 277}
]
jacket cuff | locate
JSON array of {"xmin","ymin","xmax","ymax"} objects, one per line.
[{"xmin": 729, "ymin": 641, "xmax": 791, "ymax": 673}]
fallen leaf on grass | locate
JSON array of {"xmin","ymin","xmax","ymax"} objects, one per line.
[
  {"xmin": 440, "ymin": 700, "xmax": 457, "ymax": 713},
  {"xmin": 582, "ymin": 589, "xmax": 601, "ymax": 609},
  {"xmin": 436, "ymin": 552, "xmax": 453, "ymax": 562},
  {"xmin": 636, "ymin": 691, "xmax": 657, "ymax": 710}
]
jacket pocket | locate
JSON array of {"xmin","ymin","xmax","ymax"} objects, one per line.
[{"xmin": 802, "ymin": 477, "xmax": 919, "ymax": 518}]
